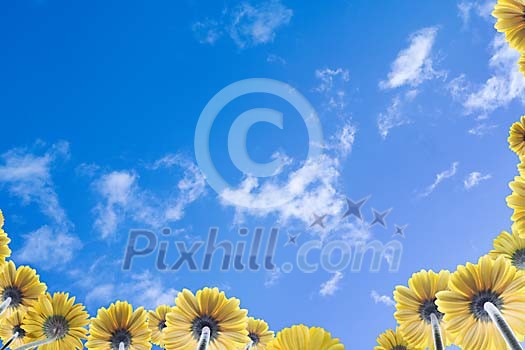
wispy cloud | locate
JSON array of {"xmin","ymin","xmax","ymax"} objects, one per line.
[
  {"xmin": 16, "ymin": 225, "xmax": 82, "ymax": 270},
  {"xmin": 458, "ymin": 0, "xmax": 495, "ymax": 27},
  {"xmin": 380, "ymin": 27, "xmax": 442, "ymax": 90},
  {"xmin": 221, "ymin": 154, "xmax": 347, "ymax": 231},
  {"xmin": 468, "ymin": 123, "xmax": 498, "ymax": 136},
  {"xmin": 464, "ymin": 171, "xmax": 492, "ymax": 190},
  {"xmin": 378, "ymin": 27, "xmax": 444, "ymax": 138},
  {"xmin": 193, "ymin": 0, "xmax": 293, "ymax": 48},
  {"xmin": 313, "ymin": 67, "xmax": 357, "ymax": 157},
  {"xmin": 328, "ymin": 123, "xmax": 357, "ymax": 158},
  {"xmin": 85, "ymin": 270, "xmax": 179, "ymax": 310},
  {"xmin": 0, "ymin": 141, "xmax": 83, "ymax": 269},
  {"xmin": 192, "ymin": 19, "xmax": 222, "ymax": 45},
  {"xmin": 319, "ymin": 272, "xmax": 343, "ymax": 297},
  {"xmin": 264, "ymin": 268, "xmax": 282, "ymax": 288},
  {"xmin": 267, "ymin": 53, "xmax": 287, "ymax": 65},
  {"xmin": 371, "ymin": 290, "xmax": 395, "ymax": 307},
  {"xmin": 0, "ymin": 141, "xmax": 70, "ymax": 228},
  {"xmin": 420, "ymin": 162, "xmax": 459, "ymax": 197},
  {"xmin": 315, "ymin": 67, "xmax": 351, "ymax": 113},
  {"xmin": 93, "ymin": 154, "xmax": 206, "ymax": 239},
  {"xmin": 378, "ymin": 90, "xmax": 418, "ymax": 139},
  {"xmin": 449, "ymin": 35, "xmax": 525, "ymax": 119}
]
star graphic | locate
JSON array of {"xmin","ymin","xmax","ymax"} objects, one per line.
[
  {"xmin": 286, "ymin": 232, "xmax": 301, "ymax": 246},
  {"xmin": 370, "ymin": 208, "xmax": 392, "ymax": 228},
  {"xmin": 342, "ymin": 196, "xmax": 369, "ymax": 220},
  {"xmin": 394, "ymin": 224, "xmax": 408, "ymax": 237},
  {"xmin": 310, "ymin": 213, "xmax": 327, "ymax": 228}
]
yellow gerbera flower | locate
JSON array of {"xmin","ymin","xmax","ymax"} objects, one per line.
[
  {"xmin": 374, "ymin": 328, "xmax": 423, "ymax": 350},
  {"xmin": 23, "ymin": 292, "xmax": 89, "ymax": 350},
  {"xmin": 507, "ymin": 175, "xmax": 525, "ymax": 232},
  {"xmin": 268, "ymin": 325, "xmax": 344, "ymax": 350},
  {"xmin": 164, "ymin": 288, "xmax": 249, "ymax": 350},
  {"xmin": 489, "ymin": 230, "xmax": 525, "ymax": 269},
  {"xmin": 0, "ymin": 310, "xmax": 30, "ymax": 348},
  {"xmin": 247, "ymin": 317, "xmax": 274, "ymax": 349},
  {"xmin": 518, "ymin": 158, "xmax": 525, "ymax": 177},
  {"xmin": 493, "ymin": 0, "xmax": 525, "ymax": 52},
  {"xmin": 508, "ymin": 116, "xmax": 525, "ymax": 157},
  {"xmin": 0, "ymin": 261, "xmax": 46, "ymax": 318},
  {"xmin": 520, "ymin": 54, "xmax": 525, "ymax": 76},
  {"xmin": 0, "ymin": 210, "xmax": 11, "ymax": 265},
  {"xmin": 148, "ymin": 305, "xmax": 172, "ymax": 347},
  {"xmin": 393, "ymin": 269, "xmax": 451, "ymax": 350},
  {"xmin": 436, "ymin": 255, "xmax": 525, "ymax": 350},
  {"xmin": 86, "ymin": 300, "xmax": 151, "ymax": 350}
]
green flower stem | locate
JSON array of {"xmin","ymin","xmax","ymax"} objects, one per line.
[
  {"xmin": 0, "ymin": 331, "xmax": 18, "ymax": 350},
  {"xmin": 484, "ymin": 302, "xmax": 523, "ymax": 350},
  {"xmin": 430, "ymin": 313, "xmax": 444, "ymax": 350},
  {"xmin": 12, "ymin": 337, "xmax": 56, "ymax": 350},
  {"xmin": 0, "ymin": 297, "xmax": 12, "ymax": 317},
  {"xmin": 196, "ymin": 326, "xmax": 211, "ymax": 350}
]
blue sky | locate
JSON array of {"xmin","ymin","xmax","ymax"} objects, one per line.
[{"xmin": 0, "ymin": 0, "xmax": 524, "ymax": 348}]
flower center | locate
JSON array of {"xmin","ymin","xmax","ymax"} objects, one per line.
[
  {"xmin": 470, "ymin": 290, "xmax": 503, "ymax": 322},
  {"xmin": 248, "ymin": 332, "xmax": 260, "ymax": 345},
  {"xmin": 12, "ymin": 325, "xmax": 26, "ymax": 338},
  {"xmin": 158, "ymin": 320, "xmax": 166, "ymax": 331},
  {"xmin": 3, "ymin": 286, "xmax": 23, "ymax": 308},
  {"xmin": 191, "ymin": 315, "xmax": 220, "ymax": 341},
  {"xmin": 110, "ymin": 329, "xmax": 132, "ymax": 350},
  {"xmin": 418, "ymin": 299, "xmax": 443, "ymax": 323},
  {"xmin": 512, "ymin": 248, "xmax": 525, "ymax": 269},
  {"xmin": 392, "ymin": 346, "xmax": 407, "ymax": 350},
  {"xmin": 43, "ymin": 315, "xmax": 69, "ymax": 339}
]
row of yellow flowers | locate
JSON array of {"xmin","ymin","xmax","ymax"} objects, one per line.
[
  {"xmin": 0, "ymin": 212, "xmax": 345, "ymax": 350},
  {"xmin": 373, "ymin": 2, "xmax": 525, "ymax": 349},
  {"xmin": 374, "ymin": 112, "xmax": 525, "ymax": 350}
]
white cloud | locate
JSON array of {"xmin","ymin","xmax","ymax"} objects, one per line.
[
  {"xmin": 468, "ymin": 123, "xmax": 498, "ymax": 136},
  {"xmin": 229, "ymin": 0, "xmax": 293, "ymax": 48},
  {"xmin": 93, "ymin": 155, "xmax": 206, "ymax": 239},
  {"xmin": 85, "ymin": 271, "xmax": 179, "ymax": 310},
  {"xmin": 378, "ymin": 90, "xmax": 418, "ymax": 139},
  {"xmin": 464, "ymin": 171, "xmax": 492, "ymax": 189},
  {"xmin": 0, "ymin": 142, "xmax": 83, "ymax": 269},
  {"xmin": 319, "ymin": 272, "xmax": 343, "ymax": 297},
  {"xmin": 193, "ymin": 0, "xmax": 293, "ymax": 49},
  {"xmin": 192, "ymin": 19, "xmax": 222, "ymax": 45},
  {"xmin": 340, "ymin": 220, "xmax": 372, "ymax": 246},
  {"xmin": 380, "ymin": 27, "xmax": 441, "ymax": 90},
  {"xmin": 315, "ymin": 67, "xmax": 351, "ymax": 113},
  {"xmin": 267, "ymin": 53, "xmax": 287, "ymax": 65},
  {"xmin": 420, "ymin": 162, "xmax": 459, "ymax": 197},
  {"xmin": 0, "ymin": 141, "xmax": 70, "ymax": 229},
  {"xmin": 315, "ymin": 68, "xmax": 350, "ymax": 93},
  {"xmin": 163, "ymin": 156, "xmax": 207, "ymax": 221},
  {"xmin": 264, "ymin": 268, "xmax": 282, "ymax": 288},
  {"xmin": 93, "ymin": 171, "xmax": 149, "ymax": 239},
  {"xmin": 450, "ymin": 35, "xmax": 525, "ymax": 118},
  {"xmin": 458, "ymin": 0, "xmax": 495, "ymax": 26},
  {"xmin": 222, "ymin": 154, "xmax": 346, "ymax": 230},
  {"xmin": 16, "ymin": 226, "xmax": 82, "ymax": 270},
  {"xmin": 328, "ymin": 123, "xmax": 357, "ymax": 157},
  {"xmin": 371, "ymin": 290, "xmax": 395, "ymax": 307}
]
